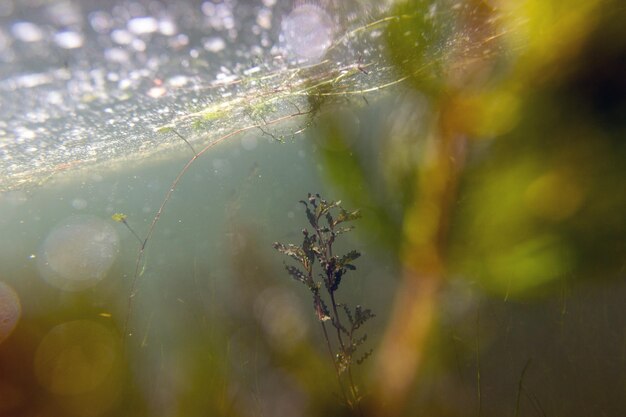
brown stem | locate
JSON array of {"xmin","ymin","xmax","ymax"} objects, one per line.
[
  {"xmin": 321, "ymin": 321, "xmax": 350, "ymax": 406},
  {"xmin": 329, "ymin": 291, "xmax": 359, "ymax": 405},
  {"xmin": 370, "ymin": 100, "xmax": 468, "ymax": 415},
  {"xmin": 123, "ymin": 110, "xmax": 310, "ymax": 343},
  {"xmin": 121, "ymin": 219, "xmax": 145, "ymax": 248}
]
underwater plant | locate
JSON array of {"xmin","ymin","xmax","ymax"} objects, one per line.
[
  {"xmin": 105, "ymin": 11, "xmax": 405, "ymax": 347},
  {"xmin": 111, "ymin": 213, "xmax": 145, "ymax": 248},
  {"xmin": 273, "ymin": 193, "xmax": 374, "ymax": 411}
]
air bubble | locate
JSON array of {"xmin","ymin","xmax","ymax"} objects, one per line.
[
  {"xmin": 257, "ymin": 9, "xmax": 273, "ymax": 30},
  {"xmin": 204, "ymin": 37, "xmax": 226, "ymax": 53},
  {"xmin": 158, "ymin": 19, "xmax": 177, "ymax": 36},
  {"xmin": 89, "ymin": 11, "xmax": 112, "ymax": 33},
  {"xmin": 110, "ymin": 29, "xmax": 132, "ymax": 45},
  {"xmin": 147, "ymin": 86, "xmax": 166, "ymax": 98},
  {"xmin": 11, "ymin": 22, "xmax": 44, "ymax": 43},
  {"xmin": 53, "ymin": 31, "xmax": 84, "ymax": 49},
  {"xmin": 281, "ymin": 5, "xmax": 333, "ymax": 61},
  {"xmin": 127, "ymin": 17, "xmax": 158, "ymax": 35},
  {"xmin": 167, "ymin": 75, "xmax": 188, "ymax": 87},
  {"xmin": 37, "ymin": 215, "xmax": 119, "ymax": 291}
]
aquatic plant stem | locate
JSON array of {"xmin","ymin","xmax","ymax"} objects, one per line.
[
  {"xmin": 123, "ymin": 109, "xmax": 310, "ymax": 342},
  {"xmin": 329, "ymin": 291, "xmax": 360, "ymax": 404},
  {"xmin": 316, "ymin": 217, "xmax": 362, "ymax": 412},
  {"xmin": 276, "ymin": 195, "xmax": 370, "ymax": 413},
  {"xmin": 320, "ymin": 321, "xmax": 350, "ymax": 407},
  {"xmin": 121, "ymin": 219, "xmax": 145, "ymax": 248},
  {"xmin": 171, "ymin": 128, "xmax": 198, "ymax": 156},
  {"xmin": 370, "ymin": 116, "xmax": 468, "ymax": 415}
]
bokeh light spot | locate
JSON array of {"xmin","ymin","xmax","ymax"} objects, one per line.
[
  {"xmin": 525, "ymin": 171, "xmax": 584, "ymax": 221},
  {"xmin": 281, "ymin": 4, "xmax": 333, "ymax": 61},
  {"xmin": 34, "ymin": 320, "xmax": 118, "ymax": 396},
  {"xmin": 38, "ymin": 216, "xmax": 119, "ymax": 291},
  {"xmin": 0, "ymin": 282, "xmax": 21, "ymax": 345}
]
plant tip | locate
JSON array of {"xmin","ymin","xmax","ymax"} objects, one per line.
[{"xmin": 112, "ymin": 213, "xmax": 128, "ymax": 223}]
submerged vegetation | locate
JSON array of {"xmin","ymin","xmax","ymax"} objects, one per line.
[
  {"xmin": 103, "ymin": 0, "xmax": 625, "ymax": 414},
  {"xmin": 111, "ymin": 213, "xmax": 144, "ymax": 248},
  {"xmin": 273, "ymin": 194, "xmax": 373, "ymax": 411},
  {"xmin": 2, "ymin": 0, "xmax": 625, "ymax": 416},
  {"xmin": 105, "ymin": 8, "xmax": 403, "ymax": 345}
]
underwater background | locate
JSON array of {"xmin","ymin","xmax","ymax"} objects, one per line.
[{"xmin": 1, "ymin": 0, "xmax": 625, "ymax": 416}]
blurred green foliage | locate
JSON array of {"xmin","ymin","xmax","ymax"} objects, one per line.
[{"xmin": 315, "ymin": 0, "xmax": 626, "ymax": 298}]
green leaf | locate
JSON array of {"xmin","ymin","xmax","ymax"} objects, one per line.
[
  {"xmin": 300, "ymin": 200, "xmax": 318, "ymax": 228},
  {"xmin": 285, "ymin": 265, "xmax": 308, "ymax": 285},
  {"xmin": 356, "ymin": 349, "xmax": 373, "ymax": 365},
  {"xmin": 325, "ymin": 212, "xmax": 334, "ymax": 228},
  {"xmin": 111, "ymin": 213, "xmax": 127, "ymax": 223},
  {"xmin": 342, "ymin": 304, "xmax": 354, "ymax": 326},
  {"xmin": 273, "ymin": 242, "xmax": 305, "ymax": 264},
  {"xmin": 301, "ymin": 232, "xmax": 317, "ymax": 267},
  {"xmin": 353, "ymin": 305, "xmax": 375, "ymax": 330},
  {"xmin": 334, "ymin": 226, "xmax": 355, "ymax": 235},
  {"xmin": 313, "ymin": 293, "xmax": 331, "ymax": 321},
  {"xmin": 340, "ymin": 250, "xmax": 361, "ymax": 267},
  {"xmin": 335, "ymin": 209, "xmax": 362, "ymax": 225}
]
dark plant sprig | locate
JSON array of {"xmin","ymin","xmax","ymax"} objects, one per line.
[{"xmin": 273, "ymin": 193, "xmax": 374, "ymax": 412}]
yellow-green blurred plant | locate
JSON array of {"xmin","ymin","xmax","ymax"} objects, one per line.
[{"xmin": 308, "ymin": 0, "xmax": 626, "ymax": 415}]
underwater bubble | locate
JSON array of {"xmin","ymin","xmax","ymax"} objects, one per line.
[
  {"xmin": 34, "ymin": 320, "xmax": 117, "ymax": 395},
  {"xmin": 204, "ymin": 36, "xmax": 225, "ymax": 53},
  {"xmin": 211, "ymin": 158, "xmax": 232, "ymax": 177},
  {"xmin": 281, "ymin": 4, "xmax": 333, "ymax": 61},
  {"xmin": 0, "ymin": 282, "xmax": 21, "ymax": 345},
  {"xmin": 11, "ymin": 22, "xmax": 44, "ymax": 43},
  {"xmin": 53, "ymin": 31, "xmax": 84, "ymax": 49},
  {"xmin": 158, "ymin": 19, "xmax": 177, "ymax": 36},
  {"xmin": 127, "ymin": 17, "xmax": 158, "ymax": 35},
  {"xmin": 256, "ymin": 8, "xmax": 273, "ymax": 30},
  {"xmin": 110, "ymin": 29, "xmax": 133, "ymax": 45},
  {"xmin": 147, "ymin": 86, "xmax": 166, "ymax": 98},
  {"xmin": 46, "ymin": 2, "xmax": 81, "ymax": 26},
  {"xmin": 167, "ymin": 75, "xmax": 188, "ymax": 87},
  {"xmin": 104, "ymin": 47, "xmax": 129, "ymax": 63},
  {"xmin": 89, "ymin": 11, "xmax": 113, "ymax": 33},
  {"xmin": 38, "ymin": 215, "xmax": 119, "ymax": 291}
]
